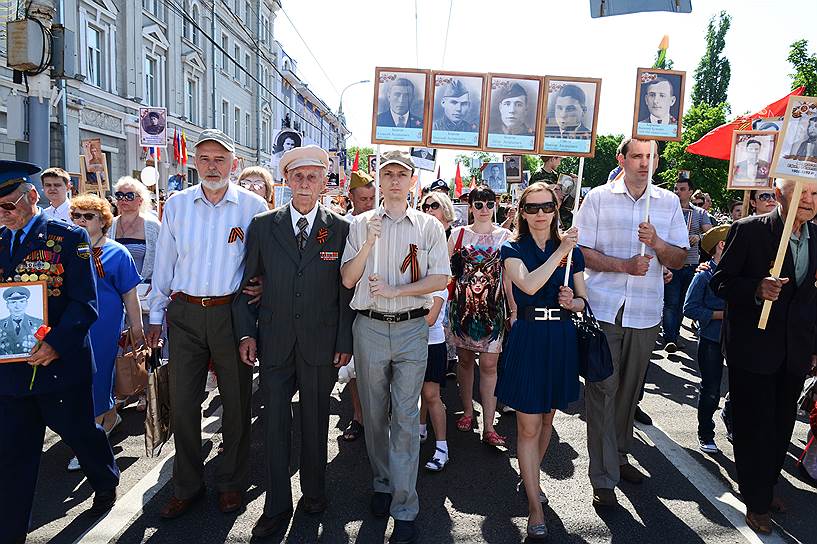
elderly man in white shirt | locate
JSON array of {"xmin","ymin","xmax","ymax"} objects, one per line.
[
  {"xmin": 41, "ymin": 167, "xmax": 72, "ymax": 222},
  {"xmin": 574, "ymin": 138, "xmax": 689, "ymax": 508},
  {"xmin": 146, "ymin": 129, "xmax": 268, "ymax": 520}
]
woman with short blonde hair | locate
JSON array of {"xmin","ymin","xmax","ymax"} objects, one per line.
[{"xmin": 238, "ymin": 166, "xmax": 274, "ymax": 207}]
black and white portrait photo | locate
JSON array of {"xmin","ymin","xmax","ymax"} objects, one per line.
[
  {"xmin": 453, "ymin": 203, "xmax": 469, "ymax": 227},
  {"xmin": 541, "ymin": 77, "xmax": 601, "ymax": 157},
  {"xmin": 482, "ymin": 162, "xmax": 507, "ymax": 194},
  {"xmin": 271, "ymin": 129, "xmax": 303, "ymax": 180},
  {"xmin": 728, "ymin": 131, "xmax": 777, "ymax": 189},
  {"xmin": 372, "ymin": 68, "xmax": 428, "ymax": 145},
  {"xmin": 410, "ymin": 147, "xmax": 437, "ymax": 171},
  {"xmin": 485, "ymin": 75, "xmax": 540, "ymax": 152},
  {"xmin": 0, "ymin": 282, "xmax": 47, "ymax": 362},
  {"xmin": 328, "ymin": 152, "xmax": 340, "ymax": 187},
  {"xmin": 430, "ymin": 72, "xmax": 484, "ymax": 148},
  {"xmin": 771, "ymin": 96, "xmax": 817, "ymax": 183},
  {"xmin": 139, "ymin": 107, "xmax": 167, "ymax": 147},
  {"xmin": 504, "ymin": 154, "xmax": 522, "ymax": 182},
  {"xmin": 633, "ymin": 68, "xmax": 686, "ymax": 141},
  {"xmin": 368, "ymin": 154, "xmax": 378, "ymax": 175}
]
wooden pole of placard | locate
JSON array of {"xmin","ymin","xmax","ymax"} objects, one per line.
[
  {"xmin": 372, "ymin": 145, "xmax": 382, "ymax": 275},
  {"xmin": 563, "ymin": 157, "xmax": 585, "ymax": 286},
  {"xmin": 758, "ymin": 179, "xmax": 802, "ymax": 330},
  {"xmin": 741, "ymin": 190, "xmax": 751, "ymax": 219},
  {"xmin": 640, "ymin": 140, "xmax": 656, "ymax": 256}
]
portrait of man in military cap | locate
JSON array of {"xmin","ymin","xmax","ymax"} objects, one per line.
[
  {"xmin": 430, "ymin": 73, "xmax": 484, "ymax": 148},
  {"xmin": 0, "ymin": 284, "xmax": 45, "ymax": 359},
  {"xmin": 486, "ymin": 76, "xmax": 540, "ymax": 152}
]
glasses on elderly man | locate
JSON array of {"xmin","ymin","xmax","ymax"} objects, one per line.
[
  {"xmin": 0, "ymin": 192, "xmax": 28, "ymax": 211},
  {"xmin": 114, "ymin": 191, "xmax": 137, "ymax": 201}
]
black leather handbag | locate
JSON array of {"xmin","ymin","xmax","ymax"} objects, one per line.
[{"xmin": 571, "ymin": 297, "xmax": 614, "ymax": 383}]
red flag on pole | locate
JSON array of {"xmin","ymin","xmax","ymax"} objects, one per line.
[
  {"xmin": 351, "ymin": 150, "xmax": 360, "ymax": 172},
  {"xmin": 180, "ymin": 131, "xmax": 188, "ymax": 167},
  {"xmin": 173, "ymin": 127, "xmax": 180, "ymax": 164},
  {"xmin": 454, "ymin": 162, "xmax": 463, "ymax": 198},
  {"xmin": 687, "ymin": 87, "xmax": 805, "ymax": 160}
]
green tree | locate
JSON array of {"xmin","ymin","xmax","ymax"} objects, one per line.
[
  {"xmin": 691, "ymin": 11, "xmax": 732, "ymax": 108},
  {"xmin": 787, "ymin": 39, "xmax": 817, "ymax": 95},
  {"xmin": 346, "ymin": 145, "xmax": 375, "ymax": 173},
  {"xmin": 660, "ymin": 102, "xmax": 735, "ymax": 209}
]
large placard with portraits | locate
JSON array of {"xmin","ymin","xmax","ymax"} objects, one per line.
[
  {"xmin": 540, "ymin": 76, "xmax": 602, "ymax": 158},
  {"xmin": 770, "ymin": 95, "xmax": 817, "ymax": 183},
  {"xmin": 428, "ymin": 71, "xmax": 486, "ymax": 150},
  {"xmin": 632, "ymin": 68, "xmax": 686, "ymax": 142},
  {"xmin": 371, "ymin": 67, "xmax": 430, "ymax": 146}
]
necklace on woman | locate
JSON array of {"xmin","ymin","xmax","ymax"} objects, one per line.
[
  {"xmin": 118, "ymin": 214, "xmax": 140, "ymax": 237},
  {"xmin": 92, "ymin": 233, "xmax": 106, "ymax": 248}
]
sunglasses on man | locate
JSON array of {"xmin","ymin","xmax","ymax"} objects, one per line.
[
  {"xmin": 71, "ymin": 212, "xmax": 99, "ymax": 221},
  {"xmin": 472, "ymin": 201, "xmax": 495, "ymax": 210},
  {"xmin": 0, "ymin": 192, "xmax": 28, "ymax": 211},
  {"xmin": 114, "ymin": 191, "xmax": 137, "ymax": 201},
  {"xmin": 522, "ymin": 202, "xmax": 557, "ymax": 215},
  {"xmin": 421, "ymin": 201, "xmax": 440, "ymax": 211}
]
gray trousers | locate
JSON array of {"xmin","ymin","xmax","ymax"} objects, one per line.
[
  {"xmin": 260, "ymin": 344, "xmax": 338, "ymax": 517},
  {"xmin": 353, "ymin": 314, "xmax": 428, "ymax": 521},
  {"xmin": 167, "ymin": 299, "xmax": 253, "ymax": 499},
  {"xmin": 585, "ymin": 307, "xmax": 660, "ymax": 490}
]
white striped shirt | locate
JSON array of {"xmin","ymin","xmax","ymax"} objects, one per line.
[
  {"xmin": 148, "ymin": 183, "xmax": 268, "ymax": 324},
  {"xmin": 574, "ymin": 177, "xmax": 689, "ymax": 329},
  {"xmin": 342, "ymin": 205, "xmax": 451, "ymax": 312}
]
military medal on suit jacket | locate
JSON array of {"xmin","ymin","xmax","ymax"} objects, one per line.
[{"xmin": 0, "ymin": 227, "xmax": 67, "ymax": 297}]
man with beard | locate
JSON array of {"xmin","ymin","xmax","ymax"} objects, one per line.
[
  {"xmin": 147, "ymin": 129, "xmax": 268, "ymax": 519},
  {"xmin": 433, "ymin": 79, "xmax": 478, "ymax": 133}
]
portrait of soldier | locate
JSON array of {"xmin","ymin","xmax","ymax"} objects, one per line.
[
  {"xmin": 546, "ymin": 84, "xmax": 591, "ymax": 139},
  {"xmin": 376, "ymin": 77, "xmax": 423, "ymax": 129},
  {"xmin": 793, "ymin": 115, "xmax": 817, "ymax": 160},
  {"xmin": 733, "ymin": 138, "xmax": 771, "ymax": 181},
  {"xmin": 0, "ymin": 287, "xmax": 43, "ymax": 356},
  {"xmin": 141, "ymin": 111, "xmax": 165, "ymax": 136},
  {"xmin": 433, "ymin": 79, "xmax": 478, "ymax": 133},
  {"xmin": 490, "ymin": 82, "xmax": 534, "ymax": 136}
]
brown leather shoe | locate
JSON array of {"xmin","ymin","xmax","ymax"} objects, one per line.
[
  {"xmin": 252, "ymin": 509, "xmax": 293, "ymax": 538},
  {"xmin": 592, "ymin": 487, "xmax": 618, "ymax": 507},
  {"xmin": 159, "ymin": 487, "xmax": 205, "ymax": 519},
  {"xmin": 218, "ymin": 490, "xmax": 244, "ymax": 513},
  {"xmin": 745, "ymin": 511, "xmax": 772, "ymax": 534},
  {"xmin": 619, "ymin": 463, "xmax": 645, "ymax": 485}
]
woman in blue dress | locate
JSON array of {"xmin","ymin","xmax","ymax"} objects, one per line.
[
  {"xmin": 497, "ymin": 182, "xmax": 587, "ymax": 540},
  {"xmin": 67, "ymin": 194, "xmax": 143, "ymax": 471}
]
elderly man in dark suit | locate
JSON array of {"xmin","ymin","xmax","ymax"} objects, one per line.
[
  {"xmin": 233, "ymin": 145, "xmax": 355, "ymax": 538},
  {"xmin": 711, "ymin": 178, "xmax": 817, "ymax": 535}
]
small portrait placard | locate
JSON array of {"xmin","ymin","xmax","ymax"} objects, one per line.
[
  {"xmin": 372, "ymin": 67, "xmax": 430, "ymax": 145},
  {"xmin": 484, "ymin": 74, "xmax": 542, "ymax": 153},
  {"xmin": 367, "ymin": 154, "xmax": 378, "ymax": 175},
  {"xmin": 632, "ymin": 68, "xmax": 686, "ymax": 142},
  {"xmin": 410, "ymin": 147, "xmax": 437, "ymax": 171},
  {"xmin": 771, "ymin": 96, "xmax": 817, "ymax": 183},
  {"xmin": 0, "ymin": 281, "xmax": 48, "ymax": 363},
  {"xmin": 504, "ymin": 154, "xmax": 522, "ymax": 183},
  {"xmin": 139, "ymin": 107, "xmax": 168, "ymax": 147},
  {"xmin": 482, "ymin": 162, "xmax": 507, "ymax": 194},
  {"xmin": 540, "ymin": 76, "xmax": 602, "ymax": 157},
  {"xmin": 728, "ymin": 130, "xmax": 777, "ymax": 190},
  {"xmin": 429, "ymin": 71, "xmax": 486, "ymax": 149}
]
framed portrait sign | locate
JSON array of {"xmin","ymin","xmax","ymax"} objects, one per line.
[
  {"xmin": 79, "ymin": 153, "xmax": 109, "ymax": 196},
  {"xmin": 540, "ymin": 76, "xmax": 602, "ymax": 158},
  {"xmin": 139, "ymin": 107, "xmax": 168, "ymax": 147},
  {"xmin": 728, "ymin": 130, "xmax": 777, "ymax": 190},
  {"xmin": 429, "ymin": 71, "xmax": 486, "ymax": 150},
  {"xmin": 452, "ymin": 203, "xmax": 469, "ymax": 227},
  {"xmin": 481, "ymin": 161, "xmax": 507, "ymax": 194},
  {"xmin": 271, "ymin": 129, "xmax": 303, "ymax": 181},
  {"xmin": 367, "ymin": 154, "xmax": 378, "ymax": 175},
  {"xmin": 372, "ymin": 67, "xmax": 430, "ymax": 146},
  {"xmin": 0, "ymin": 281, "xmax": 48, "ymax": 363},
  {"xmin": 770, "ymin": 95, "xmax": 817, "ymax": 183},
  {"xmin": 410, "ymin": 147, "xmax": 436, "ymax": 171},
  {"xmin": 632, "ymin": 68, "xmax": 686, "ymax": 141},
  {"xmin": 483, "ymin": 74, "xmax": 542, "ymax": 153},
  {"xmin": 503, "ymin": 154, "xmax": 522, "ymax": 183},
  {"xmin": 752, "ymin": 116, "xmax": 784, "ymax": 132},
  {"xmin": 327, "ymin": 151, "xmax": 340, "ymax": 187}
]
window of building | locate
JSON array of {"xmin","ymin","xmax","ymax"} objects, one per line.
[
  {"xmin": 86, "ymin": 24, "xmax": 104, "ymax": 88},
  {"xmin": 234, "ymin": 44, "xmax": 241, "ymax": 80},
  {"xmin": 191, "ymin": 4, "xmax": 200, "ymax": 46},
  {"xmin": 188, "ymin": 167, "xmax": 198, "ymax": 185},
  {"xmin": 221, "ymin": 34, "xmax": 229, "ymax": 71},
  {"xmin": 244, "ymin": 52, "xmax": 251, "ymax": 86},
  {"xmin": 221, "ymin": 100, "xmax": 229, "ymax": 133},
  {"xmin": 261, "ymin": 15, "xmax": 269, "ymax": 45},
  {"xmin": 245, "ymin": 112, "xmax": 251, "ymax": 147},
  {"xmin": 234, "ymin": 106, "xmax": 241, "ymax": 144},
  {"xmin": 261, "ymin": 116, "xmax": 269, "ymax": 152},
  {"xmin": 185, "ymin": 77, "xmax": 199, "ymax": 124},
  {"xmin": 246, "ymin": 1, "xmax": 252, "ymax": 24},
  {"xmin": 142, "ymin": 0, "xmax": 163, "ymax": 20},
  {"xmin": 182, "ymin": 0, "xmax": 190, "ymax": 39},
  {"xmin": 144, "ymin": 55, "xmax": 157, "ymax": 106}
]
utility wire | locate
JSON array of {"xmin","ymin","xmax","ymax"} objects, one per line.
[{"xmin": 440, "ymin": 0, "xmax": 453, "ymax": 68}]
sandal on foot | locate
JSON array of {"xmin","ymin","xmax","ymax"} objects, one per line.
[
  {"xmin": 342, "ymin": 419, "xmax": 364, "ymax": 442},
  {"xmin": 482, "ymin": 430, "xmax": 507, "ymax": 447},
  {"xmin": 424, "ymin": 447, "xmax": 449, "ymax": 472},
  {"xmin": 456, "ymin": 414, "xmax": 474, "ymax": 432}
]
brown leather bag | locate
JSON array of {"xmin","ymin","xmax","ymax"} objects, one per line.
[
  {"xmin": 114, "ymin": 328, "xmax": 150, "ymax": 397},
  {"xmin": 145, "ymin": 349, "xmax": 172, "ymax": 457}
]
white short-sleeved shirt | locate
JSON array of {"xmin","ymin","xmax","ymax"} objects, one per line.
[
  {"xmin": 574, "ymin": 177, "xmax": 689, "ymax": 329},
  {"xmin": 428, "ymin": 289, "xmax": 448, "ymax": 345}
]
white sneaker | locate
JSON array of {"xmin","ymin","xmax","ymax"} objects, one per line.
[
  {"xmin": 699, "ymin": 439, "xmax": 720, "ymax": 454},
  {"xmin": 419, "ymin": 431, "xmax": 428, "ymax": 444},
  {"xmin": 67, "ymin": 456, "xmax": 81, "ymax": 472}
]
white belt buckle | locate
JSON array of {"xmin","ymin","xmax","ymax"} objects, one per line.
[{"xmin": 534, "ymin": 308, "xmax": 560, "ymax": 321}]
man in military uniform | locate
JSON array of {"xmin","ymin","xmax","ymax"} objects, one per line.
[
  {"xmin": 0, "ymin": 286, "xmax": 43, "ymax": 356},
  {"xmin": 433, "ymin": 79, "xmax": 478, "ymax": 133},
  {"xmin": 0, "ymin": 161, "xmax": 118, "ymax": 544}
]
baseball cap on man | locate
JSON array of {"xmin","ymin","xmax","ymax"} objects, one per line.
[
  {"xmin": 195, "ymin": 129, "xmax": 235, "ymax": 153},
  {"xmin": 279, "ymin": 145, "xmax": 330, "ymax": 173},
  {"xmin": 379, "ymin": 150, "xmax": 415, "ymax": 171},
  {"xmin": 0, "ymin": 161, "xmax": 40, "ymax": 197},
  {"xmin": 428, "ymin": 179, "xmax": 449, "ymax": 192}
]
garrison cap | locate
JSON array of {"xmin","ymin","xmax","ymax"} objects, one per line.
[
  {"xmin": 701, "ymin": 224, "xmax": 730, "ymax": 254},
  {"xmin": 349, "ymin": 170, "xmax": 374, "ymax": 191},
  {"xmin": 3, "ymin": 286, "xmax": 31, "ymax": 301},
  {"xmin": 0, "ymin": 161, "xmax": 40, "ymax": 198},
  {"xmin": 440, "ymin": 79, "xmax": 469, "ymax": 99},
  {"xmin": 496, "ymin": 82, "xmax": 528, "ymax": 103}
]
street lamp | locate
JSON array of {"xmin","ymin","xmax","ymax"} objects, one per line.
[{"xmin": 338, "ymin": 79, "xmax": 371, "ymax": 126}]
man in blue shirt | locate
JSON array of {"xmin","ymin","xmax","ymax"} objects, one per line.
[{"xmin": 683, "ymin": 225, "xmax": 729, "ymax": 454}]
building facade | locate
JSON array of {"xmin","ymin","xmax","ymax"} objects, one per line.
[{"xmin": 0, "ymin": 0, "xmax": 347, "ymax": 189}]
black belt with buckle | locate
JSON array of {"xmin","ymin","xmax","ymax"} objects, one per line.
[
  {"xmin": 520, "ymin": 306, "xmax": 564, "ymax": 322},
  {"xmin": 357, "ymin": 308, "xmax": 429, "ymax": 323}
]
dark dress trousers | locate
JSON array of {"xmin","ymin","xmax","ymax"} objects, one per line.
[
  {"xmin": 711, "ymin": 209, "xmax": 817, "ymax": 514},
  {"xmin": 0, "ymin": 214, "xmax": 119, "ymax": 542},
  {"xmin": 233, "ymin": 203, "xmax": 354, "ymax": 518}
]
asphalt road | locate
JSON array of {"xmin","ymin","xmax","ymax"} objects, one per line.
[{"xmin": 25, "ymin": 319, "xmax": 815, "ymax": 543}]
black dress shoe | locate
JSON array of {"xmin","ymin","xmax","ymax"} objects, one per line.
[
  {"xmin": 634, "ymin": 405, "xmax": 653, "ymax": 426},
  {"xmin": 389, "ymin": 519, "xmax": 417, "ymax": 544},
  {"xmin": 251, "ymin": 509, "xmax": 293, "ymax": 538},
  {"xmin": 88, "ymin": 488, "xmax": 117, "ymax": 516},
  {"xmin": 298, "ymin": 495, "xmax": 328, "ymax": 514},
  {"xmin": 370, "ymin": 491, "xmax": 392, "ymax": 518}
]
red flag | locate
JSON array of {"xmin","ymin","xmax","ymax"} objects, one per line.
[
  {"xmin": 454, "ymin": 162, "xmax": 462, "ymax": 198},
  {"xmin": 156, "ymin": 147, "xmax": 161, "ymax": 161},
  {"xmin": 351, "ymin": 150, "xmax": 360, "ymax": 172},
  {"xmin": 339, "ymin": 163, "xmax": 347, "ymax": 192},
  {"xmin": 173, "ymin": 127, "xmax": 180, "ymax": 164},
  {"xmin": 687, "ymin": 87, "xmax": 805, "ymax": 160},
  {"xmin": 181, "ymin": 131, "xmax": 188, "ymax": 167}
]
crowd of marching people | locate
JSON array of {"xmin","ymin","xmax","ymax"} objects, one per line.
[{"xmin": 2, "ymin": 129, "xmax": 817, "ymax": 544}]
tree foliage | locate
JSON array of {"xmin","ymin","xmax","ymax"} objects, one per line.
[
  {"xmin": 691, "ymin": 11, "xmax": 732, "ymax": 108},
  {"xmin": 787, "ymin": 39, "xmax": 817, "ymax": 95},
  {"xmin": 346, "ymin": 145, "xmax": 375, "ymax": 173}
]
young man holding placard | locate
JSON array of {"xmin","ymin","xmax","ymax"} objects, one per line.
[{"xmin": 574, "ymin": 138, "xmax": 688, "ymax": 507}]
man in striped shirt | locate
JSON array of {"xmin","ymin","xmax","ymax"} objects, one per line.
[
  {"xmin": 341, "ymin": 150, "xmax": 450, "ymax": 544},
  {"xmin": 147, "ymin": 129, "xmax": 268, "ymax": 519}
]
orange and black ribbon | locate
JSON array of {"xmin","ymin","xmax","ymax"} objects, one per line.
[
  {"xmin": 316, "ymin": 227, "xmax": 329, "ymax": 245},
  {"xmin": 228, "ymin": 227, "xmax": 245, "ymax": 243},
  {"xmin": 400, "ymin": 243, "xmax": 420, "ymax": 283},
  {"xmin": 91, "ymin": 247, "xmax": 105, "ymax": 278}
]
